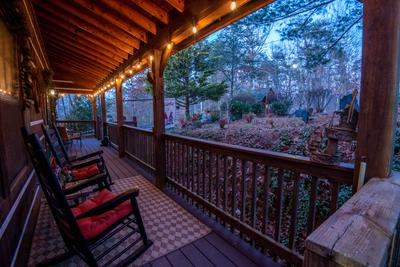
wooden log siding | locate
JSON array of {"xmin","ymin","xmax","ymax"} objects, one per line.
[
  {"xmin": 123, "ymin": 125, "xmax": 155, "ymax": 172},
  {"xmin": 106, "ymin": 122, "xmax": 118, "ymax": 149},
  {"xmin": 164, "ymin": 133, "xmax": 354, "ymax": 266}
]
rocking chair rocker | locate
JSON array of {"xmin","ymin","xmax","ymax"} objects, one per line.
[
  {"xmin": 42, "ymin": 124, "xmax": 113, "ymax": 189},
  {"xmin": 22, "ymin": 129, "xmax": 153, "ymax": 266}
]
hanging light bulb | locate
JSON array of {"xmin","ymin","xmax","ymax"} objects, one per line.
[
  {"xmin": 129, "ymin": 69, "xmax": 133, "ymax": 74},
  {"xmin": 230, "ymin": 0, "xmax": 237, "ymax": 10},
  {"xmin": 120, "ymin": 74, "xmax": 125, "ymax": 79},
  {"xmin": 149, "ymin": 55, "xmax": 153, "ymax": 61},
  {"xmin": 192, "ymin": 25, "xmax": 198, "ymax": 34},
  {"xmin": 50, "ymin": 89, "xmax": 56, "ymax": 96},
  {"xmin": 137, "ymin": 62, "xmax": 141, "ymax": 69},
  {"xmin": 167, "ymin": 42, "xmax": 173, "ymax": 50}
]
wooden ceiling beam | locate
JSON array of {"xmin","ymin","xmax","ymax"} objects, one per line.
[
  {"xmin": 101, "ymin": 0, "xmax": 157, "ymax": 34},
  {"xmin": 49, "ymin": 57, "xmax": 108, "ymax": 78},
  {"xmin": 34, "ymin": 0, "xmax": 141, "ymax": 50},
  {"xmin": 52, "ymin": 67, "xmax": 103, "ymax": 85},
  {"xmin": 38, "ymin": 21, "xmax": 128, "ymax": 59},
  {"xmin": 57, "ymin": 89, "xmax": 95, "ymax": 95},
  {"xmin": 35, "ymin": 8, "xmax": 134, "ymax": 54},
  {"xmin": 52, "ymin": 68, "xmax": 101, "ymax": 85},
  {"xmin": 130, "ymin": 0, "xmax": 169, "ymax": 24},
  {"xmin": 45, "ymin": 41, "xmax": 118, "ymax": 69},
  {"xmin": 166, "ymin": 0, "xmax": 185, "ymax": 12},
  {"xmin": 72, "ymin": 0, "xmax": 148, "ymax": 43},
  {"xmin": 47, "ymin": 48, "xmax": 114, "ymax": 73},
  {"xmin": 44, "ymin": 34, "xmax": 122, "ymax": 66}
]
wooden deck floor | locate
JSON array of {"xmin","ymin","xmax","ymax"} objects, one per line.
[{"xmin": 69, "ymin": 138, "xmax": 278, "ymax": 267}]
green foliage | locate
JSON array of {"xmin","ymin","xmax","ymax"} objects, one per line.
[
  {"xmin": 164, "ymin": 41, "xmax": 228, "ymax": 119},
  {"xmin": 228, "ymin": 93, "xmax": 263, "ymax": 120},
  {"xmin": 210, "ymin": 112, "xmax": 220, "ymax": 123},
  {"xmin": 270, "ymin": 99, "xmax": 292, "ymax": 115}
]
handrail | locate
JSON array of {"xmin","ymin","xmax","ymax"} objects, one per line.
[
  {"xmin": 106, "ymin": 122, "xmax": 118, "ymax": 126},
  {"xmin": 123, "ymin": 124, "xmax": 153, "ymax": 135},
  {"xmin": 165, "ymin": 133, "xmax": 354, "ymax": 184},
  {"xmin": 56, "ymin": 120, "xmax": 95, "ymax": 123}
]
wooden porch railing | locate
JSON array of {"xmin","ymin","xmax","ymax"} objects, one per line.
[
  {"xmin": 55, "ymin": 120, "xmax": 96, "ymax": 137},
  {"xmin": 106, "ymin": 122, "xmax": 118, "ymax": 149},
  {"xmin": 164, "ymin": 133, "xmax": 354, "ymax": 266},
  {"xmin": 123, "ymin": 125, "xmax": 155, "ymax": 172},
  {"xmin": 106, "ymin": 126, "xmax": 355, "ymax": 266}
]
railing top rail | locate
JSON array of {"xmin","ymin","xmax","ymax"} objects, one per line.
[
  {"xmin": 123, "ymin": 124, "xmax": 153, "ymax": 134},
  {"xmin": 106, "ymin": 122, "xmax": 118, "ymax": 126},
  {"xmin": 165, "ymin": 133, "xmax": 354, "ymax": 184},
  {"xmin": 56, "ymin": 120, "xmax": 95, "ymax": 123}
]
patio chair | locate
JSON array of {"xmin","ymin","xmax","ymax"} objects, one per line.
[
  {"xmin": 57, "ymin": 124, "xmax": 82, "ymax": 147},
  {"xmin": 22, "ymin": 129, "xmax": 153, "ymax": 266},
  {"xmin": 42, "ymin": 124, "xmax": 113, "ymax": 189}
]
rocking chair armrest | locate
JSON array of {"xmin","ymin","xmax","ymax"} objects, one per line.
[
  {"xmin": 70, "ymin": 158, "xmax": 102, "ymax": 169},
  {"xmin": 71, "ymin": 150, "xmax": 104, "ymax": 162},
  {"xmin": 75, "ymin": 187, "xmax": 140, "ymax": 220},
  {"xmin": 63, "ymin": 174, "xmax": 108, "ymax": 195}
]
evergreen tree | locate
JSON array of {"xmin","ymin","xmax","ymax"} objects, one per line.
[{"xmin": 164, "ymin": 42, "xmax": 227, "ymax": 119}]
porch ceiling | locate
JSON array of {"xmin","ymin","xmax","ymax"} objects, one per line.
[{"xmin": 32, "ymin": 0, "xmax": 272, "ymax": 94}]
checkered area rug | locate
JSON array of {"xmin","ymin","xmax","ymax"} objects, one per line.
[{"xmin": 28, "ymin": 176, "xmax": 211, "ymax": 266}]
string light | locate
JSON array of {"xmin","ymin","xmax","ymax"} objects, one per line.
[
  {"xmin": 167, "ymin": 42, "xmax": 173, "ymax": 50},
  {"xmin": 120, "ymin": 74, "xmax": 125, "ymax": 79},
  {"xmin": 129, "ymin": 69, "xmax": 133, "ymax": 74},
  {"xmin": 149, "ymin": 55, "xmax": 153, "ymax": 61},
  {"xmin": 137, "ymin": 62, "xmax": 141, "ymax": 69},
  {"xmin": 192, "ymin": 25, "xmax": 198, "ymax": 34},
  {"xmin": 230, "ymin": 0, "xmax": 237, "ymax": 10},
  {"xmin": 50, "ymin": 89, "xmax": 56, "ymax": 96}
]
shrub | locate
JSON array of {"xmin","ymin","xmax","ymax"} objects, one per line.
[
  {"xmin": 270, "ymin": 99, "xmax": 292, "ymax": 115},
  {"xmin": 229, "ymin": 93, "xmax": 263, "ymax": 120},
  {"xmin": 244, "ymin": 113, "xmax": 255, "ymax": 123},
  {"xmin": 219, "ymin": 117, "xmax": 228, "ymax": 129},
  {"xmin": 191, "ymin": 114, "xmax": 200, "ymax": 124},
  {"xmin": 179, "ymin": 118, "xmax": 187, "ymax": 128},
  {"xmin": 210, "ymin": 111, "xmax": 220, "ymax": 123}
]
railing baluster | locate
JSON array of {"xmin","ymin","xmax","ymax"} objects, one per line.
[
  {"xmin": 275, "ymin": 169, "xmax": 284, "ymax": 242},
  {"xmin": 202, "ymin": 150, "xmax": 206, "ymax": 199},
  {"xmin": 232, "ymin": 157, "xmax": 237, "ymax": 218},
  {"xmin": 307, "ymin": 176, "xmax": 318, "ymax": 235},
  {"xmin": 251, "ymin": 162, "xmax": 258, "ymax": 229},
  {"xmin": 241, "ymin": 160, "xmax": 247, "ymax": 222},
  {"xmin": 209, "ymin": 152, "xmax": 213, "ymax": 205},
  {"xmin": 330, "ymin": 181, "xmax": 339, "ymax": 215},
  {"xmin": 262, "ymin": 165, "xmax": 271, "ymax": 234},
  {"xmin": 216, "ymin": 154, "xmax": 220, "ymax": 208},
  {"xmin": 197, "ymin": 148, "xmax": 200, "ymax": 195},
  {"xmin": 186, "ymin": 144, "xmax": 190, "ymax": 189},
  {"xmin": 223, "ymin": 156, "xmax": 228, "ymax": 212},
  {"xmin": 289, "ymin": 173, "xmax": 300, "ymax": 250},
  {"xmin": 191, "ymin": 146, "xmax": 194, "ymax": 192}
]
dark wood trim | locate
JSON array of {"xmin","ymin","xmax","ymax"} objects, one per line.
[{"xmin": 115, "ymin": 79, "xmax": 124, "ymax": 158}]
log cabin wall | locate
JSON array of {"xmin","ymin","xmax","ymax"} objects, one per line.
[{"xmin": 0, "ymin": 0, "xmax": 50, "ymax": 266}]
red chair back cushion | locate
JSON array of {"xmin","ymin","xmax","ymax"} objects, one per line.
[
  {"xmin": 72, "ymin": 163, "xmax": 100, "ymax": 180},
  {"xmin": 72, "ymin": 189, "xmax": 132, "ymax": 240}
]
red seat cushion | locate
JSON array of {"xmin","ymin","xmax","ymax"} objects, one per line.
[
  {"xmin": 71, "ymin": 189, "xmax": 132, "ymax": 240},
  {"xmin": 72, "ymin": 163, "xmax": 100, "ymax": 180}
]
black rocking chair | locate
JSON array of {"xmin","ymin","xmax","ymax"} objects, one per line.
[
  {"xmin": 42, "ymin": 124, "xmax": 113, "ymax": 188},
  {"xmin": 22, "ymin": 128, "xmax": 153, "ymax": 266}
]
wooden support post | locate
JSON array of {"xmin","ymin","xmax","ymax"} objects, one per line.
[
  {"xmin": 92, "ymin": 98, "xmax": 97, "ymax": 138},
  {"xmin": 355, "ymin": 0, "xmax": 400, "ymax": 186},
  {"xmin": 101, "ymin": 93, "xmax": 107, "ymax": 140},
  {"xmin": 152, "ymin": 49, "xmax": 170, "ymax": 188},
  {"xmin": 116, "ymin": 78, "xmax": 125, "ymax": 158}
]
